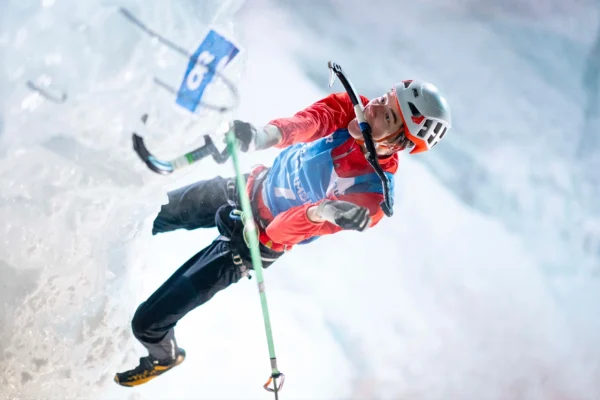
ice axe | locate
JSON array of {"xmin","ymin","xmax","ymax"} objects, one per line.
[{"xmin": 327, "ymin": 61, "xmax": 394, "ymax": 217}]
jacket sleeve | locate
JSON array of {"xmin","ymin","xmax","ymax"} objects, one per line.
[
  {"xmin": 267, "ymin": 93, "xmax": 370, "ymax": 148},
  {"xmin": 264, "ymin": 191, "xmax": 386, "ymax": 247}
]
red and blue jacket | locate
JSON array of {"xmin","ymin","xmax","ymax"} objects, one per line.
[{"xmin": 246, "ymin": 92, "xmax": 399, "ymax": 252}]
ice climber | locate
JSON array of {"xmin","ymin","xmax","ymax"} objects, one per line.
[{"xmin": 114, "ymin": 79, "xmax": 452, "ymax": 387}]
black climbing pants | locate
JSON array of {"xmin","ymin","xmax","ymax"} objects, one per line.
[{"xmin": 130, "ymin": 175, "xmax": 283, "ymax": 360}]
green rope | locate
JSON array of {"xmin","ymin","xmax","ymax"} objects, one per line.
[{"xmin": 225, "ymin": 126, "xmax": 284, "ymax": 398}]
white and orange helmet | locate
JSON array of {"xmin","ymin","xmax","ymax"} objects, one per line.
[{"xmin": 393, "ymin": 80, "xmax": 452, "ymax": 154}]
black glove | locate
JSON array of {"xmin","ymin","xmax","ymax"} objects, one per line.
[
  {"xmin": 232, "ymin": 120, "xmax": 256, "ymax": 152},
  {"xmin": 316, "ymin": 200, "xmax": 371, "ymax": 232}
]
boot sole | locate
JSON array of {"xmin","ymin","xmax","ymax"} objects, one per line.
[{"xmin": 114, "ymin": 351, "xmax": 186, "ymax": 387}]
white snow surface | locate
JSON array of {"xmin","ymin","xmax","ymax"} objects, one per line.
[{"xmin": 1, "ymin": 0, "xmax": 600, "ymax": 399}]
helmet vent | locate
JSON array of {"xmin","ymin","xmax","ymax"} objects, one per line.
[
  {"xmin": 439, "ymin": 127, "xmax": 447, "ymax": 139},
  {"xmin": 417, "ymin": 119, "xmax": 432, "ymax": 138},
  {"xmin": 408, "ymin": 102, "xmax": 421, "ymax": 117},
  {"xmin": 427, "ymin": 133, "xmax": 435, "ymax": 144},
  {"xmin": 403, "ymin": 80, "xmax": 412, "ymax": 88},
  {"xmin": 412, "ymin": 88, "xmax": 419, "ymax": 97}
]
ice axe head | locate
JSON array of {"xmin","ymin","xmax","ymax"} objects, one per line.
[{"xmin": 327, "ymin": 60, "xmax": 341, "ymax": 88}]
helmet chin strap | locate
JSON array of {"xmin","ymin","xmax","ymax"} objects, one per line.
[{"xmin": 355, "ymin": 138, "xmax": 405, "ymax": 158}]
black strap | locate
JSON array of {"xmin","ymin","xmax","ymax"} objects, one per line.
[{"xmin": 226, "ymin": 168, "xmax": 284, "ymax": 260}]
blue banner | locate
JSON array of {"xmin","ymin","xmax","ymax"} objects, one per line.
[{"xmin": 175, "ymin": 29, "xmax": 239, "ymax": 113}]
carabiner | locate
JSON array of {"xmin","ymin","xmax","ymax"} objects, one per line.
[{"xmin": 263, "ymin": 372, "xmax": 285, "ymax": 393}]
